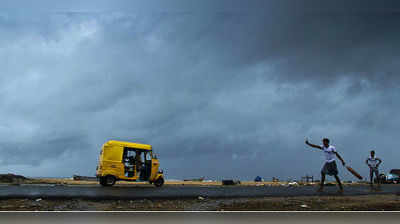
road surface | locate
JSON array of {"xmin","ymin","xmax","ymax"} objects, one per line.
[{"xmin": 0, "ymin": 184, "xmax": 399, "ymax": 200}]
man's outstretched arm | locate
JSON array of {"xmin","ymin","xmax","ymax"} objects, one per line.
[{"xmin": 305, "ymin": 139, "xmax": 322, "ymax": 150}]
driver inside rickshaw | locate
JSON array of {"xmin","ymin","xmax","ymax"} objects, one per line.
[
  {"xmin": 135, "ymin": 151, "xmax": 143, "ymax": 172},
  {"xmin": 124, "ymin": 154, "xmax": 135, "ymax": 177}
]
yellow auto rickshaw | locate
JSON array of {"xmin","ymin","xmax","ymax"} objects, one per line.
[{"xmin": 96, "ymin": 140, "xmax": 164, "ymax": 187}]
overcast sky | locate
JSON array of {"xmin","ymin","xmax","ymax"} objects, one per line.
[{"xmin": 0, "ymin": 1, "xmax": 400, "ymax": 180}]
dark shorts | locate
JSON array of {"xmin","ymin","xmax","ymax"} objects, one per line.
[{"xmin": 321, "ymin": 161, "xmax": 338, "ymax": 176}]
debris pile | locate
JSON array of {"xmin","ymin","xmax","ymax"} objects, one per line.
[
  {"xmin": 0, "ymin": 174, "xmax": 29, "ymax": 183},
  {"xmin": 184, "ymin": 177, "xmax": 205, "ymax": 182},
  {"xmin": 72, "ymin": 175, "xmax": 97, "ymax": 181},
  {"xmin": 222, "ymin": 180, "xmax": 241, "ymax": 185}
]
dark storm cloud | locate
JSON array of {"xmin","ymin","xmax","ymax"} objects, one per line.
[{"xmin": 0, "ymin": 1, "xmax": 399, "ymax": 179}]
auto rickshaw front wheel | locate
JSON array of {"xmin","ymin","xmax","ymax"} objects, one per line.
[
  {"xmin": 154, "ymin": 177, "xmax": 164, "ymax": 187},
  {"xmin": 100, "ymin": 175, "xmax": 116, "ymax": 187}
]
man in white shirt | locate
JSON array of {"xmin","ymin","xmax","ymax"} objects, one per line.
[
  {"xmin": 365, "ymin": 150, "xmax": 382, "ymax": 189},
  {"xmin": 305, "ymin": 138, "xmax": 346, "ymax": 193}
]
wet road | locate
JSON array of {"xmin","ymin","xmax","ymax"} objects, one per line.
[{"xmin": 0, "ymin": 184, "xmax": 399, "ymax": 200}]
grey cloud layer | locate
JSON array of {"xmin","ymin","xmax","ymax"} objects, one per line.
[{"xmin": 0, "ymin": 6, "xmax": 399, "ymax": 179}]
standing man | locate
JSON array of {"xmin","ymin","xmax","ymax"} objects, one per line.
[
  {"xmin": 305, "ymin": 138, "xmax": 346, "ymax": 193},
  {"xmin": 366, "ymin": 150, "xmax": 382, "ymax": 189}
]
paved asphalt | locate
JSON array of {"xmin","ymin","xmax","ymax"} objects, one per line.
[{"xmin": 0, "ymin": 184, "xmax": 399, "ymax": 200}]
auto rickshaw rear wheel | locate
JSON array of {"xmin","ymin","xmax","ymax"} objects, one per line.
[
  {"xmin": 100, "ymin": 175, "xmax": 116, "ymax": 186},
  {"xmin": 99, "ymin": 177, "xmax": 106, "ymax": 186},
  {"xmin": 154, "ymin": 177, "xmax": 164, "ymax": 187}
]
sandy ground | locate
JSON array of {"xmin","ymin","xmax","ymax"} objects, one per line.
[
  {"xmin": 24, "ymin": 178, "xmax": 280, "ymax": 186},
  {"xmin": 0, "ymin": 194, "xmax": 399, "ymax": 211},
  {"xmin": 27, "ymin": 178, "xmax": 350, "ymax": 186}
]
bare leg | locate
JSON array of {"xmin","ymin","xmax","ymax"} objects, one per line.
[
  {"xmin": 369, "ymin": 168, "xmax": 374, "ymax": 188},
  {"xmin": 318, "ymin": 172, "xmax": 325, "ymax": 192},
  {"xmin": 374, "ymin": 169, "xmax": 381, "ymax": 189},
  {"xmin": 334, "ymin": 175, "xmax": 343, "ymax": 192}
]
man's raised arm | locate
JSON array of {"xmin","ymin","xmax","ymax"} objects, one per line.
[{"xmin": 305, "ymin": 139, "xmax": 322, "ymax": 150}]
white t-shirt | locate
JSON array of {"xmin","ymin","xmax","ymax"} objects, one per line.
[
  {"xmin": 367, "ymin": 156, "xmax": 380, "ymax": 168},
  {"xmin": 322, "ymin": 145, "xmax": 336, "ymax": 163}
]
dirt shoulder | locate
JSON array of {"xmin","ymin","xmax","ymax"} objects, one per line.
[
  {"xmin": 21, "ymin": 178, "xmax": 360, "ymax": 187},
  {"xmin": 0, "ymin": 194, "xmax": 399, "ymax": 211}
]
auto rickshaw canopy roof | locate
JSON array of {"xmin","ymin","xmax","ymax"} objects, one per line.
[{"xmin": 103, "ymin": 140, "xmax": 152, "ymax": 150}]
